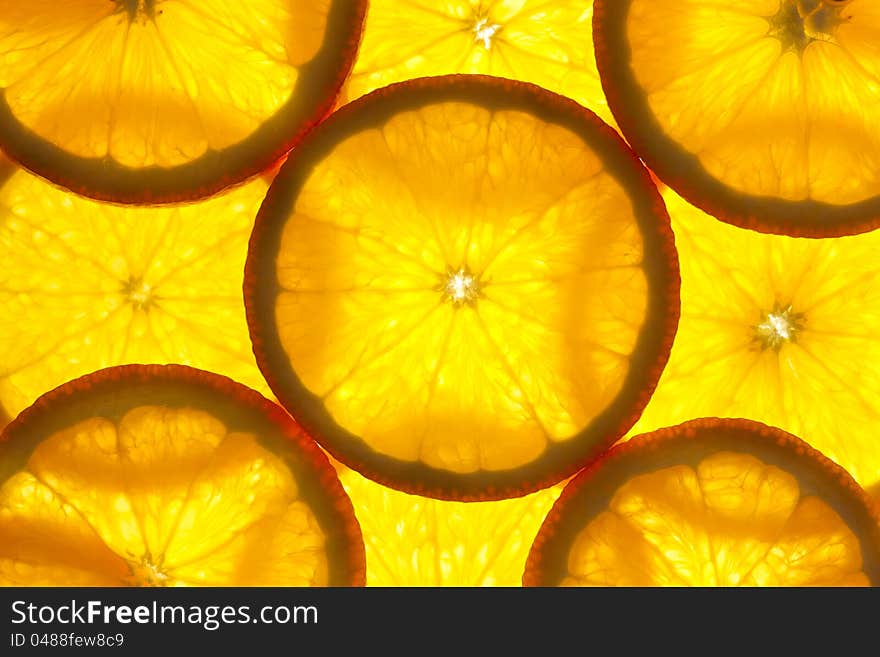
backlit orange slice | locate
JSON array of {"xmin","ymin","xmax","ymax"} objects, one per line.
[
  {"xmin": 0, "ymin": 1, "xmax": 366, "ymax": 203},
  {"xmin": 594, "ymin": 0, "xmax": 880, "ymax": 236},
  {"xmin": 630, "ymin": 189, "xmax": 880, "ymax": 495},
  {"xmin": 245, "ymin": 75, "xmax": 680, "ymax": 500},
  {"xmin": 524, "ymin": 418, "xmax": 880, "ymax": 587},
  {"xmin": 0, "ymin": 365, "xmax": 365, "ymax": 586},
  {"xmin": 342, "ymin": 1, "xmax": 613, "ymax": 126},
  {"xmin": 0, "ymin": 160, "xmax": 269, "ymax": 429},
  {"xmin": 336, "ymin": 461, "xmax": 563, "ymax": 585}
]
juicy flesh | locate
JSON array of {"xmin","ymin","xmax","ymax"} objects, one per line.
[
  {"xmin": 564, "ymin": 451, "xmax": 867, "ymax": 586},
  {"xmin": 0, "ymin": 0, "xmax": 331, "ymax": 167},
  {"xmin": 273, "ymin": 102, "xmax": 649, "ymax": 474},
  {"xmin": 630, "ymin": 190, "xmax": 880, "ymax": 491},
  {"xmin": 339, "ymin": 466, "xmax": 562, "ymax": 585},
  {"xmin": 625, "ymin": 0, "xmax": 880, "ymax": 205},
  {"xmin": 342, "ymin": 0, "xmax": 613, "ymax": 125},
  {"xmin": 0, "ymin": 405, "xmax": 328, "ymax": 586},
  {"xmin": 0, "ymin": 168, "xmax": 270, "ymax": 427}
]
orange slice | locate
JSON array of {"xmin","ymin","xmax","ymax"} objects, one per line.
[
  {"xmin": 631, "ymin": 189, "xmax": 880, "ymax": 494},
  {"xmin": 594, "ymin": 0, "xmax": 880, "ymax": 236},
  {"xmin": 245, "ymin": 75, "xmax": 680, "ymax": 500},
  {"xmin": 336, "ymin": 462, "xmax": 563, "ymax": 585},
  {"xmin": 0, "ymin": 1, "xmax": 366, "ymax": 203},
  {"xmin": 342, "ymin": 1, "xmax": 613, "ymax": 126},
  {"xmin": 0, "ymin": 364, "xmax": 365, "ymax": 586},
  {"xmin": 0, "ymin": 161, "xmax": 270, "ymax": 429},
  {"xmin": 524, "ymin": 418, "xmax": 880, "ymax": 587}
]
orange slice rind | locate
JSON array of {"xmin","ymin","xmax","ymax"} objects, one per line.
[
  {"xmin": 245, "ymin": 75, "xmax": 680, "ymax": 501},
  {"xmin": 524, "ymin": 418, "xmax": 880, "ymax": 587},
  {"xmin": 594, "ymin": 0, "xmax": 880, "ymax": 236},
  {"xmin": 0, "ymin": 0, "xmax": 366, "ymax": 203},
  {"xmin": 0, "ymin": 364, "xmax": 365, "ymax": 586}
]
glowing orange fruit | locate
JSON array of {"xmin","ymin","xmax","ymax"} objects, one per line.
[
  {"xmin": 342, "ymin": 1, "xmax": 613, "ymax": 126},
  {"xmin": 594, "ymin": 0, "xmax": 880, "ymax": 236},
  {"xmin": 631, "ymin": 189, "xmax": 880, "ymax": 497},
  {"xmin": 525, "ymin": 418, "xmax": 880, "ymax": 587},
  {"xmin": 0, "ymin": 0, "xmax": 366, "ymax": 203},
  {"xmin": 245, "ymin": 75, "xmax": 679, "ymax": 500},
  {"xmin": 0, "ymin": 160, "xmax": 271, "ymax": 430},
  {"xmin": 337, "ymin": 462, "xmax": 563, "ymax": 585},
  {"xmin": 0, "ymin": 365, "xmax": 365, "ymax": 586}
]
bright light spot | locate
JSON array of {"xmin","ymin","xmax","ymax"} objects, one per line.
[
  {"xmin": 443, "ymin": 268, "xmax": 480, "ymax": 306},
  {"xmin": 756, "ymin": 304, "xmax": 803, "ymax": 350},
  {"xmin": 127, "ymin": 554, "xmax": 169, "ymax": 586},
  {"xmin": 123, "ymin": 277, "xmax": 154, "ymax": 310},
  {"xmin": 143, "ymin": 560, "xmax": 167, "ymax": 583},
  {"xmin": 767, "ymin": 313, "xmax": 793, "ymax": 340},
  {"xmin": 473, "ymin": 18, "xmax": 501, "ymax": 50},
  {"xmin": 129, "ymin": 283, "xmax": 152, "ymax": 307}
]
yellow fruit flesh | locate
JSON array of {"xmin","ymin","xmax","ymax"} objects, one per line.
[
  {"xmin": 274, "ymin": 102, "xmax": 648, "ymax": 474},
  {"xmin": 564, "ymin": 450, "xmax": 868, "ymax": 586},
  {"xmin": 0, "ymin": 0, "xmax": 328, "ymax": 168},
  {"xmin": 625, "ymin": 0, "xmax": 880, "ymax": 205},
  {"xmin": 630, "ymin": 189, "xmax": 880, "ymax": 490},
  {"xmin": 0, "ymin": 168, "xmax": 270, "ymax": 427},
  {"xmin": 338, "ymin": 465, "xmax": 561, "ymax": 585},
  {"xmin": 0, "ymin": 405, "xmax": 328, "ymax": 586},
  {"xmin": 344, "ymin": 0, "xmax": 612, "ymax": 125}
]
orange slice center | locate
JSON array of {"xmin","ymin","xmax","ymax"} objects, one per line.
[
  {"xmin": 472, "ymin": 15, "xmax": 502, "ymax": 50},
  {"xmin": 118, "ymin": 0, "xmax": 155, "ymax": 21},
  {"xmin": 769, "ymin": 0, "xmax": 851, "ymax": 52},
  {"xmin": 440, "ymin": 266, "xmax": 482, "ymax": 307},
  {"xmin": 755, "ymin": 303, "xmax": 806, "ymax": 350}
]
